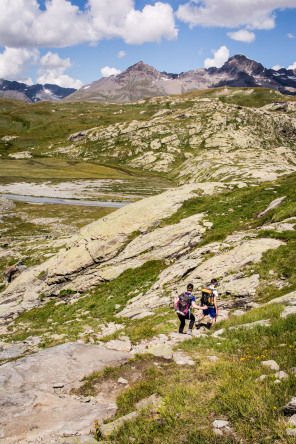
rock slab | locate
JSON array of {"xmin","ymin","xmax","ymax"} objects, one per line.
[{"xmin": 0, "ymin": 342, "xmax": 130, "ymax": 443}]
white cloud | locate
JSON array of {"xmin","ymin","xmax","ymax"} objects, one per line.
[
  {"xmin": 37, "ymin": 52, "xmax": 83, "ymax": 88},
  {"xmin": 0, "ymin": 0, "xmax": 178, "ymax": 48},
  {"xmin": 121, "ymin": 2, "xmax": 178, "ymax": 44},
  {"xmin": 287, "ymin": 33, "xmax": 295, "ymax": 38},
  {"xmin": 176, "ymin": 1, "xmax": 296, "ymax": 30},
  {"xmin": 204, "ymin": 46, "xmax": 230, "ymax": 69},
  {"xmin": 272, "ymin": 64, "xmax": 283, "ymax": 70},
  {"xmin": 101, "ymin": 66, "xmax": 122, "ymax": 77},
  {"xmin": 0, "ymin": 47, "xmax": 39, "ymax": 81},
  {"xmin": 118, "ymin": 50, "xmax": 126, "ymax": 58},
  {"xmin": 227, "ymin": 29, "xmax": 255, "ymax": 42},
  {"xmin": 287, "ymin": 61, "xmax": 296, "ymax": 70}
]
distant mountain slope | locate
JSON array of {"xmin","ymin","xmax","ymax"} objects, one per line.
[
  {"xmin": 64, "ymin": 54, "xmax": 296, "ymax": 103},
  {"xmin": 0, "ymin": 79, "xmax": 76, "ymax": 103}
]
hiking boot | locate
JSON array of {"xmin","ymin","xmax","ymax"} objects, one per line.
[
  {"xmin": 187, "ymin": 329, "xmax": 193, "ymax": 335},
  {"xmin": 178, "ymin": 329, "xmax": 184, "ymax": 334}
]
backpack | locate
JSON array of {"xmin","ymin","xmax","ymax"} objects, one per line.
[
  {"xmin": 201, "ymin": 287, "xmax": 215, "ymax": 307},
  {"xmin": 175, "ymin": 292, "xmax": 192, "ymax": 316}
]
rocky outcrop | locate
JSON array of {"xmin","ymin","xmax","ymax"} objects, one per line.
[
  {"xmin": 0, "ymin": 179, "xmax": 289, "ymax": 325},
  {"xmin": 0, "ymin": 183, "xmax": 226, "ymax": 324},
  {"xmin": 60, "ymin": 96, "xmax": 296, "ymax": 184},
  {"xmin": 0, "ymin": 342, "xmax": 130, "ymax": 443},
  {"xmin": 3, "ymin": 261, "xmax": 27, "ymax": 285}
]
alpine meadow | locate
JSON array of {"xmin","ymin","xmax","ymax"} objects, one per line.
[{"xmin": 1, "ymin": 86, "xmax": 296, "ymax": 443}]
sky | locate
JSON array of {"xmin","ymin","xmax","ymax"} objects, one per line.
[{"xmin": 1, "ymin": 0, "xmax": 296, "ymax": 89}]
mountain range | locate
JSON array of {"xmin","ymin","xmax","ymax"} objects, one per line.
[
  {"xmin": 2, "ymin": 54, "xmax": 296, "ymax": 104},
  {"xmin": 0, "ymin": 79, "xmax": 76, "ymax": 103},
  {"xmin": 64, "ymin": 54, "xmax": 296, "ymax": 103}
]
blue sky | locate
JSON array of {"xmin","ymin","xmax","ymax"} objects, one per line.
[{"xmin": 1, "ymin": 0, "xmax": 296, "ymax": 88}]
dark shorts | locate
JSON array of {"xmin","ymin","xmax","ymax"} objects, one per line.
[{"xmin": 203, "ymin": 307, "xmax": 216, "ymax": 318}]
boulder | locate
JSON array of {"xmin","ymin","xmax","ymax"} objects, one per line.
[
  {"xmin": 3, "ymin": 260, "xmax": 27, "ymax": 285},
  {"xmin": 261, "ymin": 360, "xmax": 280, "ymax": 371},
  {"xmin": 274, "ymin": 371, "xmax": 289, "ymax": 380},
  {"xmin": 282, "ymin": 397, "xmax": 296, "ymax": 415},
  {"xmin": 135, "ymin": 393, "xmax": 163, "ymax": 410},
  {"xmin": 257, "ymin": 196, "xmax": 286, "ymax": 218},
  {"xmin": 213, "ymin": 420, "xmax": 229, "ymax": 429},
  {"xmin": 100, "ymin": 411, "xmax": 139, "ymax": 438},
  {"xmin": 147, "ymin": 344, "xmax": 173, "ymax": 360}
]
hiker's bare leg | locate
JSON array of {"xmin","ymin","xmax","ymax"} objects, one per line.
[{"xmin": 196, "ymin": 313, "xmax": 204, "ymax": 326}]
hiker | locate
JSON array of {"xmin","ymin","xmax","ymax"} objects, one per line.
[
  {"xmin": 196, "ymin": 278, "xmax": 218, "ymax": 329},
  {"xmin": 174, "ymin": 283, "xmax": 206, "ymax": 335}
]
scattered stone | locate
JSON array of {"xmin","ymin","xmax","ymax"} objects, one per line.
[
  {"xmin": 207, "ymin": 356, "xmax": 220, "ymax": 362},
  {"xmin": 230, "ymin": 319, "xmax": 271, "ymax": 330},
  {"xmin": 8, "ymin": 150, "xmax": 33, "ymax": 159},
  {"xmin": 105, "ymin": 339, "xmax": 131, "ymax": 352},
  {"xmin": 274, "ymin": 371, "xmax": 289, "ymax": 380},
  {"xmin": 213, "ymin": 420, "xmax": 229, "ymax": 428},
  {"xmin": 287, "ymin": 414, "xmax": 296, "ymax": 427},
  {"xmin": 212, "ymin": 328, "xmax": 225, "ymax": 337},
  {"xmin": 24, "ymin": 336, "xmax": 43, "ymax": 346},
  {"xmin": 135, "ymin": 393, "xmax": 163, "ymax": 410},
  {"xmin": 261, "ymin": 360, "xmax": 280, "ymax": 371},
  {"xmin": 257, "ymin": 196, "xmax": 286, "ymax": 218},
  {"xmin": 115, "ymin": 304, "xmax": 121, "ymax": 309},
  {"xmin": 232, "ymin": 309, "xmax": 245, "ymax": 316},
  {"xmin": 100, "ymin": 411, "xmax": 139, "ymax": 438},
  {"xmin": 286, "ymin": 428, "xmax": 296, "ymax": 437},
  {"xmin": 52, "ymin": 382, "xmax": 65, "ymax": 388},
  {"xmin": 281, "ymin": 306, "xmax": 296, "ymax": 318},
  {"xmin": 289, "ymin": 367, "xmax": 296, "ymax": 375},
  {"xmin": 213, "ymin": 428, "xmax": 223, "ymax": 436},
  {"xmin": 282, "ymin": 397, "xmax": 296, "ymax": 415},
  {"xmin": 255, "ymin": 375, "xmax": 268, "ymax": 382},
  {"xmin": 118, "ymin": 377, "xmax": 128, "ymax": 384},
  {"xmin": 147, "ymin": 344, "xmax": 173, "ymax": 360},
  {"xmin": 55, "ymin": 301, "xmax": 66, "ymax": 306},
  {"xmin": 48, "ymin": 437, "xmax": 98, "ymax": 443},
  {"xmin": 173, "ymin": 351, "xmax": 195, "ymax": 366}
]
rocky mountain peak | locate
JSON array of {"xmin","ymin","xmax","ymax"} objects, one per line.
[
  {"xmin": 221, "ymin": 54, "xmax": 265, "ymax": 75},
  {"xmin": 119, "ymin": 61, "xmax": 160, "ymax": 78}
]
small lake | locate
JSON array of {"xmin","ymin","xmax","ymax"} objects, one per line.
[{"xmin": 2, "ymin": 194, "xmax": 129, "ymax": 208}]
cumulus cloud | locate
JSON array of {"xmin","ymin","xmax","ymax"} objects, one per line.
[
  {"xmin": 204, "ymin": 46, "xmax": 230, "ymax": 69},
  {"xmin": 120, "ymin": 2, "xmax": 177, "ymax": 44},
  {"xmin": 36, "ymin": 52, "xmax": 83, "ymax": 88},
  {"xmin": 176, "ymin": 1, "xmax": 296, "ymax": 30},
  {"xmin": 118, "ymin": 50, "xmax": 126, "ymax": 58},
  {"xmin": 0, "ymin": 47, "xmax": 39, "ymax": 82},
  {"xmin": 0, "ymin": 0, "xmax": 177, "ymax": 48},
  {"xmin": 287, "ymin": 61, "xmax": 296, "ymax": 70},
  {"xmin": 287, "ymin": 33, "xmax": 296, "ymax": 38},
  {"xmin": 101, "ymin": 66, "xmax": 122, "ymax": 77},
  {"xmin": 272, "ymin": 64, "xmax": 283, "ymax": 70},
  {"xmin": 227, "ymin": 29, "xmax": 255, "ymax": 42}
]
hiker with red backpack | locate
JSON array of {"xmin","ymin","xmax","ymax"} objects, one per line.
[
  {"xmin": 196, "ymin": 278, "xmax": 218, "ymax": 329},
  {"xmin": 174, "ymin": 283, "xmax": 206, "ymax": 335}
]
